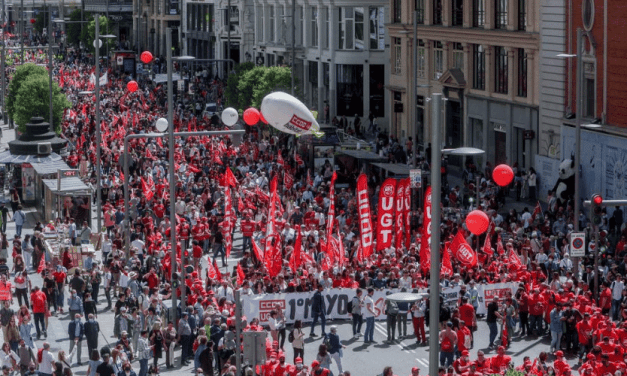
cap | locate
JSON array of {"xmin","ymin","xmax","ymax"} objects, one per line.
[
  {"xmin": 498, "ymin": 346, "xmax": 505, "ymax": 351},
  {"xmin": 295, "ymin": 357, "xmax": 303, "ymax": 364},
  {"xmin": 462, "ymin": 350, "xmax": 469, "ymax": 356},
  {"xmin": 411, "ymin": 367, "xmax": 420, "ymax": 372},
  {"xmin": 446, "ymin": 321, "xmax": 453, "ymax": 327},
  {"xmin": 556, "ymin": 351, "xmax": 564, "ymax": 357},
  {"xmin": 311, "ymin": 360, "xmax": 320, "ymax": 368}
]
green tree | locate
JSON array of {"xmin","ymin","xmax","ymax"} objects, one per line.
[
  {"xmin": 225, "ymin": 62, "xmax": 254, "ymax": 108},
  {"xmin": 84, "ymin": 15, "xmax": 114, "ymax": 55},
  {"xmin": 11, "ymin": 74, "xmax": 70, "ymax": 133},
  {"xmin": 6, "ymin": 63, "xmax": 48, "ymax": 124},
  {"xmin": 33, "ymin": 12, "xmax": 44, "ymax": 34},
  {"xmin": 65, "ymin": 9, "xmax": 84, "ymax": 48},
  {"xmin": 226, "ymin": 64, "xmax": 300, "ymax": 109}
]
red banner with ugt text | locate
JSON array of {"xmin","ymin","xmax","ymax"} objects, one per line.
[
  {"xmin": 420, "ymin": 187, "xmax": 432, "ymax": 273},
  {"xmin": 402, "ymin": 178, "xmax": 412, "ymax": 250},
  {"xmin": 356, "ymin": 174, "xmax": 374, "ymax": 258},
  {"xmin": 376, "ymin": 178, "xmax": 396, "ymax": 251},
  {"xmin": 394, "ymin": 179, "xmax": 405, "ymax": 250}
]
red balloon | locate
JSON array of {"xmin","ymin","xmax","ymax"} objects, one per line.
[
  {"xmin": 466, "ymin": 210, "xmax": 489, "ymax": 235},
  {"xmin": 30, "ymin": 19, "xmax": 36, "ymax": 24},
  {"xmin": 259, "ymin": 112, "xmax": 268, "ymax": 124},
  {"xmin": 493, "ymin": 164, "xmax": 514, "ymax": 187},
  {"xmin": 243, "ymin": 108, "xmax": 260, "ymax": 126},
  {"xmin": 140, "ymin": 51, "xmax": 153, "ymax": 64},
  {"xmin": 127, "ymin": 80, "xmax": 138, "ymax": 93}
]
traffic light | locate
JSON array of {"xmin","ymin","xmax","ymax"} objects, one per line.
[{"xmin": 591, "ymin": 193, "xmax": 603, "ymax": 226}]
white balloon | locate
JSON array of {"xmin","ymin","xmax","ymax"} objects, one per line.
[
  {"xmin": 155, "ymin": 118, "xmax": 168, "ymax": 132},
  {"xmin": 221, "ymin": 107, "xmax": 239, "ymax": 127},
  {"xmin": 260, "ymin": 92, "xmax": 324, "ymax": 137}
]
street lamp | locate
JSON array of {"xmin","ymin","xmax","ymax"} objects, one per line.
[
  {"xmin": 428, "ymin": 92, "xmax": 485, "ymax": 376},
  {"xmin": 556, "ymin": 28, "xmax": 583, "ymax": 273}
]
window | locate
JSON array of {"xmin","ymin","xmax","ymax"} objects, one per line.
[
  {"xmin": 299, "ymin": 6, "xmax": 304, "ymax": 45},
  {"xmin": 518, "ymin": 0, "xmax": 526, "ymax": 31},
  {"xmin": 495, "ymin": 0, "xmax": 508, "ymax": 29},
  {"xmin": 433, "ymin": 41, "xmax": 443, "ymax": 79},
  {"xmin": 433, "ymin": 0, "xmax": 443, "ymax": 25},
  {"xmin": 310, "ymin": 7, "xmax": 318, "ymax": 47},
  {"xmin": 473, "ymin": 0, "xmax": 485, "ymax": 27},
  {"xmin": 339, "ymin": 7, "xmax": 364, "ymax": 50},
  {"xmin": 393, "ymin": 38, "xmax": 402, "ymax": 74},
  {"xmin": 417, "ymin": 40, "xmax": 426, "ymax": 78},
  {"xmin": 494, "ymin": 46, "xmax": 508, "ymax": 94},
  {"xmin": 473, "ymin": 44, "xmax": 485, "ymax": 90},
  {"xmin": 583, "ymin": 61, "xmax": 596, "ymax": 117},
  {"xmin": 452, "ymin": 0, "xmax": 463, "ymax": 26},
  {"xmin": 369, "ymin": 7, "xmax": 385, "ymax": 50},
  {"xmin": 269, "ymin": 6, "xmax": 275, "ymax": 42},
  {"xmin": 453, "ymin": 42, "xmax": 464, "ymax": 69},
  {"xmin": 393, "ymin": 0, "xmax": 402, "ymax": 23},
  {"xmin": 257, "ymin": 6, "xmax": 263, "ymax": 40},
  {"xmin": 517, "ymin": 48, "xmax": 527, "ymax": 97},
  {"xmin": 416, "ymin": 0, "xmax": 425, "ymax": 24}
]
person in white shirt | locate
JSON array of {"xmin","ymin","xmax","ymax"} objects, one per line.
[
  {"xmin": 611, "ymin": 275, "xmax": 625, "ymax": 320},
  {"xmin": 399, "ymin": 271, "xmax": 413, "ymax": 290},
  {"xmin": 559, "ymin": 253, "xmax": 573, "ymax": 272},
  {"xmin": 282, "ymin": 224, "xmax": 295, "ymax": 243},
  {"xmin": 38, "ymin": 343, "xmax": 55, "ymax": 376},
  {"xmin": 363, "ymin": 288, "xmax": 376, "ymax": 344},
  {"xmin": 215, "ymin": 281, "xmax": 234, "ymax": 302}
]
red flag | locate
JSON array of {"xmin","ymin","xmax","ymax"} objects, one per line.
[
  {"xmin": 402, "ymin": 178, "xmax": 412, "ymax": 250},
  {"xmin": 289, "ymin": 227, "xmax": 302, "ymax": 273},
  {"xmin": 213, "ymin": 260, "xmax": 223, "ymax": 281},
  {"xmin": 224, "ymin": 168, "xmax": 238, "ymax": 188},
  {"xmin": 531, "ymin": 201, "xmax": 542, "ymax": 221},
  {"xmin": 394, "ymin": 178, "xmax": 405, "ymax": 250},
  {"xmin": 141, "ymin": 177, "xmax": 154, "ymax": 201},
  {"xmin": 294, "ymin": 153, "xmax": 304, "ymax": 166},
  {"xmin": 284, "ymin": 171, "xmax": 294, "ymax": 190},
  {"xmin": 238, "ymin": 197, "xmax": 245, "ymax": 212},
  {"xmin": 483, "ymin": 233, "xmax": 494, "ymax": 256},
  {"xmin": 223, "ymin": 187, "xmax": 234, "ymax": 258},
  {"xmin": 449, "ymin": 231, "xmax": 478, "ymax": 267},
  {"xmin": 236, "ymin": 264, "xmax": 245, "ymax": 286},
  {"xmin": 420, "ymin": 187, "xmax": 432, "ymax": 274},
  {"xmin": 496, "ymin": 235, "xmax": 505, "ymax": 255},
  {"xmin": 206, "ymin": 257, "xmax": 218, "ymax": 279},
  {"xmin": 187, "ymin": 164, "xmax": 201, "ymax": 173},
  {"xmin": 336, "ymin": 228, "xmax": 345, "ymax": 267},
  {"xmin": 156, "ymin": 137, "xmax": 163, "ymax": 148},
  {"xmin": 251, "ymin": 238, "xmax": 264, "ymax": 263},
  {"xmin": 376, "ymin": 178, "xmax": 396, "ymax": 251},
  {"xmin": 264, "ymin": 177, "xmax": 282, "ymax": 277},
  {"xmin": 37, "ymin": 254, "xmax": 46, "ymax": 273},
  {"xmin": 509, "ymin": 249, "xmax": 523, "ymax": 270},
  {"xmin": 441, "ymin": 243, "xmax": 453, "ymax": 277},
  {"xmin": 356, "ymin": 174, "xmax": 374, "ymax": 258}
]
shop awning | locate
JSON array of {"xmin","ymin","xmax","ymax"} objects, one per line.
[
  {"xmin": 42, "ymin": 177, "xmax": 91, "ymax": 194},
  {"xmin": 31, "ymin": 160, "xmax": 71, "ymax": 175},
  {"xmin": 0, "ymin": 151, "xmax": 62, "ymax": 164},
  {"xmin": 371, "ymin": 163, "xmax": 412, "ymax": 176},
  {"xmin": 338, "ymin": 149, "xmax": 386, "ymax": 161}
]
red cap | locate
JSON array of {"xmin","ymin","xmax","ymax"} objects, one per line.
[
  {"xmin": 411, "ymin": 367, "xmax": 419, "ymax": 372},
  {"xmin": 555, "ymin": 350, "xmax": 564, "ymax": 357},
  {"xmin": 461, "ymin": 350, "xmax": 469, "ymax": 356},
  {"xmin": 311, "ymin": 360, "xmax": 320, "ymax": 368}
]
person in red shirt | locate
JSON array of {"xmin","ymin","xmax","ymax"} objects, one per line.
[
  {"xmin": 490, "ymin": 346, "xmax": 512, "ymax": 374},
  {"xmin": 599, "ymin": 281, "xmax": 612, "ymax": 315},
  {"xmin": 596, "ymin": 336, "xmax": 616, "ymax": 355},
  {"xmin": 597, "ymin": 354, "xmax": 617, "ymax": 376},
  {"xmin": 456, "ymin": 321, "xmax": 472, "ymax": 356},
  {"xmin": 459, "ymin": 298, "xmax": 476, "ymax": 340},
  {"xmin": 30, "ymin": 286, "xmax": 47, "ymax": 339},
  {"xmin": 453, "ymin": 350, "xmax": 472, "ymax": 374},
  {"xmin": 191, "ymin": 240, "xmax": 203, "ymax": 269},
  {"xmin": 529, "ymin": 289, "xmax": 546, "ymax": 335},
  {"xmin": 553, "ymin": 351, "xmax": 571, "ymax": 376},
  {"xmin": 240, "ymin": 215, "xmax": 256, "ymax": 255},
  {"xmin": 143, "ymin": 268, "xmax": 160, "ymax": 293},
  {"xmin": 577, "ymin": 312, "xmax": 594, "ymax": 364},
  {"xmin": 310, "ymin": 360, "xmax": 330, "ymax": 376}
]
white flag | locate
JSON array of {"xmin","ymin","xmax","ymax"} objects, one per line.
[
  {"xmin": 89, "ymin": 73, "xmax": 95, "ymax": 84},
  {"xmin": 99, "ymin": 72, "xmax": 108, "ymax": 86}
]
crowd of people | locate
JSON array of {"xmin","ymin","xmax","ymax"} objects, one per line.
[{"xmin": 0, "ymin": 42, "xmax": 624, "ymax": 376}]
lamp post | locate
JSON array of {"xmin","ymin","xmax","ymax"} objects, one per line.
[
  {"xmin": 557, "ymin": 27, "xmax": 583, "ymax": 274},
  {"xmin": 429, "ymin": 93, "xmax": 485, "ymax": 376},
  {"xmin": 95, "ymin": 15, "xmax": 101, "ymax": 231}
]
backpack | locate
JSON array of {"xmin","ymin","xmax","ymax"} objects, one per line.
[
  {"xmin": 347, "ymin": 300, "xmax": 354, "ymax": 314},
  {"xmin": 323, "ymin": 334, "xmax": 331, "ymax": 349},
  {"xmin": 441, "ymin": 335, "xmax": 454, "ymax": 352},
  {"xmin": 37, "ymin": 348, "xmax": 43, "ymax": 364},
  {"xmin": 288, "ymin": 330, "xmax": 294, "ymax": 343}
]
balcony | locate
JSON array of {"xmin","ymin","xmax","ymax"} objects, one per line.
[{"xmin": 84, "ymin": 0, "xmax": 133, "ymax": 13}]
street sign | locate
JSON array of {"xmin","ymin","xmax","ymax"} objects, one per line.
[
  {"xmin": 57, "ymin": 169, "xmax": 79, "ymax": 191},
  {"xmin": 410, "ymin": 169, "xmax": 422, "ymax": 188},
  {"xmin": 177, "ymin": 79, "xmax": 185, "ymax": 92},
  {"xmin": 242, "ymin": 331, "xmax": 267, "ymax": 366},
  {"xmin": 570, "ymin": 232, "xmax": 586, "ymax": 257}
]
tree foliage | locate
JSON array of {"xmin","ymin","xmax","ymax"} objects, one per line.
[
  {"xmin": 6, "ymin": 63, "xmax": 48, "ymax": 123},
  {"xmin": 11, "ymin": 74, "xmax": 70, "ymax": 133},
  {"xmin": 83, "ymin": 14, "xmax": 114, "ymax": 55},
  {"xmin": 34, "ymin": 12, "xmax": 44, "ymax": 34},
  {"xmin": 65, "ymin": 9, "xmax": 84, "ymax": 48},
  {"xmin": 226, "ymin": 64, "xmax": 300, "ymax": 109}
]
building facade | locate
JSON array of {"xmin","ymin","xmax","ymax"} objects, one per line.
[
  {"xmin": 387, "ymin": 0, "xmax": 540, "ymax": 171},
  {"xmin": 134, "ymin": 0, "xmax": 181, "ymax": 58},
  {"xmin": 554, "ymin": 0, "xmax": 627, "ymax": 202},
  {"xmin": 85, "ymin": 0, "xmax": 134, "ymax": 47},
  {"xmin": 182, "ymin": 0, "xmax": 216, "ymax": 62},
  {"xmin": 252, "ymin": 0, "xmax": 390, "ymax": 126}
]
